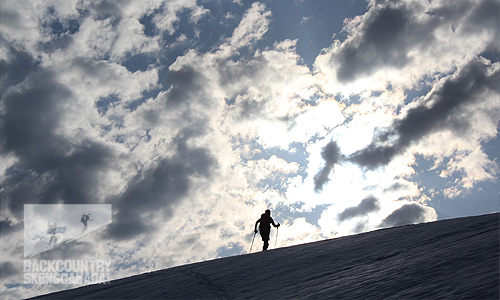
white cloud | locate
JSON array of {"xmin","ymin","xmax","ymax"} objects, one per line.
[
  {"xmin": 277, "ymin": 217, "xmax": 326, "ymax": 247},
  {"xmin": 111, "ymin": 18, "xmax": 161, "ymax": 62},
  {"xmin": 228, "ymin": 2, "xmax": 272, "ymax": 49},
  {"xmin": 245, "ymin": 155, "xmax": 299, "ymax": 182},
  {"xmin": 152, "ymin": 0, "xmax": 209, "ymax": 34},
  {"xmin": 0, "ymin": 1, "xmax": 54, "ymax": 52}
]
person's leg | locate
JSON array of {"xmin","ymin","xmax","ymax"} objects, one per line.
[{"xmin": 261, "ymin": 230, "xmax": 270, "ymax": 250}]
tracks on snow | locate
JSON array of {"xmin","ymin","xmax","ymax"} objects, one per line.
[{"xmin": 184, "ymin": 266, "xmax": 230, "ymax": 300}]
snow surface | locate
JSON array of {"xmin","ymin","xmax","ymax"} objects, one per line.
[{"xmin": 29, "ymin": 213, "xmax": 499, "ymax": 299}]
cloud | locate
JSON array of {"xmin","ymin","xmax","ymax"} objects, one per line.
[
  {"xmin": 0, "ymin": 0, "xmax": 49, "ymax": 52},
  {"xmin": 314, "ymin": 141, "xmax": 343, "ymax": 191},
  {"xmin": 0, "ymin": 62, "xmax": 119, "ymax": 217},
  {"xmin": 229, "ymin": 2, "xmax": 272, "ymax": 49},
  {"xmin": 152, "ymin": 0, "xmax": 209, "ymax": 34},
  {"xmin": 348, "ymin": 57, "xmax": 500, "ymax": 170},
  {"xmin": 104, "ymin": 142, "xmax": 217, "ymax": 240},
  {"xmin": 315, "ymin": 0, "xmax": 499, "ymax": 93},
  {"xmin": 334, "ymin": 4, "xmax": 419, "ymax": 83},
  {"xmin": 379, "ymin": 203, "xmax": 437, "ymax": 227},
  {"xmin": 0, "ymin": 261, "xmax": 17, "ymax": 279},
  {"xmin": 164, "ymin": 64, "xmax": 207, "ymax": 107},
  {"xmin": 277, "ymin": 217, "xmax": 325, "ymax": 247},
  {"xmin": 244, "ymin": 155, "xmax": 300, "ymax": 186},
  {"xmin": 56, "ymin": 56, "xmax": 159, "ymax": 104},
  {"xmin": 0, "ymin": 47, "xmax": 39, "ymax": 90},
  {"xmin": 337, "ymin": 195, "xmax": 381, "ymax": 222}
]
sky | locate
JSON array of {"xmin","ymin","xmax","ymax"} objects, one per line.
[{"xmin": 1, "ymin": 0, "xmax": 499, "ymax": 298}]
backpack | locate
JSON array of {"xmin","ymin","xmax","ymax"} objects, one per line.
[{"xmin": 259, "ymin": 214, "xmax": 271, "ymax": 231}]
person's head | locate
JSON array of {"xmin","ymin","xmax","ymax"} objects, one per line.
[{"xmin": 265, "ymin": 209, "xmax": 270, "ymax": 215}]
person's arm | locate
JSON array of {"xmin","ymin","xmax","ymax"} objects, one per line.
[
  {"xmin": 254, "ymin": 219, "xmax": 260, "ymax": 233},
  {"xmin": 271, "ymin": 217, "xmax": 280, "ymax": 227}
]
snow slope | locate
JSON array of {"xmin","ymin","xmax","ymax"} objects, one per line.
[{"xmin": 30, "ymin": 213, "xmax": 499, "ymax": 299}]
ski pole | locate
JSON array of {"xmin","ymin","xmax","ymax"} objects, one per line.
[
  {"xmin": 275, "ymin": 227, "xmax": 278, "ymax": 248},
  {"xmin": 249, "ymin": 231, "xmax": 256, "ymax": 253}
]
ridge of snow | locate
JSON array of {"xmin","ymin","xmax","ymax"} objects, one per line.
[{"xmin": 30, "ymin": 213, "xmax": 499, "ymax": 300}]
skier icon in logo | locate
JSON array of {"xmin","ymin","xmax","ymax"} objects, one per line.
[
  {"xmin": 47, "ymin": 222, "xmax": 66, "ymax": 248},
  {"xmin": 81, "ymin": 214, "xmax": 93, "ymax": 233}
]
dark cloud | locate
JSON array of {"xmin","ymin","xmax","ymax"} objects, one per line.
[
  {"xmin": 84, "ymin": 1, "xmax": 123, "ymax": 21},
  {"xmin": 0, "ymin": 219, "xmax": 22, "ymax": 237},
  {"xmin": 429, "ymin": 0, "xmax": 499, "ymax": 48},
  {"xmin": 348, "ymin": 57, "xmax": 500, "ymax": 170},
  {"xmin": 383, "ymin": 181, "xmax": 411, "ymax": 192},
  {"xmin": 0, "ymin": 71, "xmax": 69, "ymax": 158},
  {"xmin": 0, "ymin": 261, "xmax": 18, "ymax": 279},
  {"xmin": 314, "ymin": 141, "xmax": 343, "ymax": 191},
  {"xmin": 334, "ymin": 2, "xmax": 436, "ymax": 82},
  {"xmin": 104, "ymin": 132, "xmax": 218, "ymax": 240},
  {"xmin": 166, "ymin": 65, "xmax": 207, "ymax": 107},
  {"xmin": 136, "ymin": 63, "xmax": 215, "ymax": 128},
  {"xmin": 462, "ymin": 0, "xmax": 500, "ymax": 46},
  {"xmin": 337, "ymin": 195, "xmax": 380, "ymax": 222},
  {"xmin": 333, "ymin": 0, "xmax": 499, "ymax": 83},
  {"xmin": 0, "ymin": 47, "xmax": 39, "ymax": 90},
  {"xmin": 379, "ymin": 203, "xmax": 433, "ymax": 227},
  {"xmin": 347, "ymin": 144, "xmax": 396, "ymax": 170},
  {"xmin": 0, "ymin": 54, "xmax": 117, "ymax": 219},
  {"xmin": 100, "ymin": 58, "xmax": 219, "ymax": 240},
  {"xmin": 353, "ymin": 221, "xmax": 369, "ymax": 234}
]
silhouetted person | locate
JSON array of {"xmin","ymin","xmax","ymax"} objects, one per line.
[
  {"xmin": 49, "ymin": 235, "xmax": 57, "ymax": 246},
  {"xmin": 254, "ymin": 209, "xmax": 280, "ymax": 251},
  {"xmin": 47, "ymin": 223, "xmax": 58, "ymax": 246},
  {"xmin": 81, "ymin": 214, "xmax": 92, "ymax": 233},
  {"xmin": 47, "ymin": 223, "xmax": 65, "ymax": 247}
]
